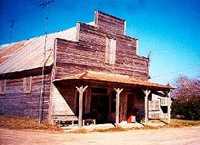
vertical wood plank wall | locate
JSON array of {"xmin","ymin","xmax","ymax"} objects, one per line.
[
  {"xmin": 55, "ymin": 24, "xmax": 149, "ymax": 80},
  {"xmin": 0, "ymin": 73, "xmax": 52, "ymax": 120},
  {"xmin": 53, "ymin": 82, "xmax": 76, "ymax": 115}
]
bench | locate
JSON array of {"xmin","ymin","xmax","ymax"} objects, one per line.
[
  {"xmin": 83, "ymin": 119, "xmax": 96, "ymax": 126},
  {"xmin": 53, "ymin": 115, "xmax": 78, "ymax": 126}
]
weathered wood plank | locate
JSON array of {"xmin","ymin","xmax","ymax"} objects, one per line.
[{"xmin": 0, "ymin": 73, "xmax": 52, "ymax": 121}]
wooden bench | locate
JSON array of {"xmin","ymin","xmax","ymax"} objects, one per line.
[
  {"xmin": 83, "ymin": 119, "xmax": 96, "ymax": 126},
  {"xmin": 53, "ymin": 115, "xmax": 78, "ymax": 126}
]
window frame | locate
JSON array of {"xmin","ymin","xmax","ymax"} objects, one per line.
[
  {"xmin": 105, "ymin": 37, "xmax": 117, "ymax": 65},
  {"xmin": 0, "ymin": 80, "xmax": 6, "ymax": 94},
  {"xmin": 23, "ymin": 76, "xmax": 32, "ymax": 93}
]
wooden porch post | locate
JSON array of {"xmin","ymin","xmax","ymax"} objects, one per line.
[
  {"xmin": 167, "ymin": 91, "xmax": 171, "ymax": 124},
  {"xmin": 143, "ymin": 90, "xmax": 151, "ymax": 124},
  {"xmin": 76, "ymin": 85, "xmax": 88, "ymax": 127},
  {"xmin": 114, "ymin": 88, "xmax": 123, "ymax": 126}
]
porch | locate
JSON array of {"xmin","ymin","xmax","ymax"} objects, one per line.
[{"xmin": 52, "ymin": 71, "xmax": 173, "ymax": 127}]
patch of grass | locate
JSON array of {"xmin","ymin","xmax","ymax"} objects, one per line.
[
  {"xmin": 168, "ymin": 119, "xmax": 200, "ymax": 128},
  {"xmin": 0, "ymin": 115, "xmax": 62, "ymax": 131}
]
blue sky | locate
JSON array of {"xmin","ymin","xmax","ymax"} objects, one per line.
[{"xmin": 0, "ymin": 0, "xmax": 199, "ymax": 84}]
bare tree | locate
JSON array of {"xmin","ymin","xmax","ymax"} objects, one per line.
[
  {"xmin": 171, "ymin": 75, "xmax": 200, "ymax": 120},
  {"xmin": 172, "ymin": 75, "xmax": 200, "ymax": 101}
]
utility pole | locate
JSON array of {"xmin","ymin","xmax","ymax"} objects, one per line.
[{"xmin": 38, "ymin": 0, "xmax": 55, "ymax": 124}]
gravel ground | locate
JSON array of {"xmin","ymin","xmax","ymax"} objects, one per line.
[{"xmin": 0, "ymin": 126, "xmax": 200, "ymax": 145}]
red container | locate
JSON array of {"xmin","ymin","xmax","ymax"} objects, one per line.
[{"xmin": 128, "ymin": 115, "xmax": 136, "ymax": 123}]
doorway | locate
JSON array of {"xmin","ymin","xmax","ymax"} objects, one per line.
[
  {"xmin": 127, "ymin": 94, "xmax": 136, "ymax": 117},
  {"xmin": 90, "ymin": 87, "xmax": 109, "ymax": 124}
]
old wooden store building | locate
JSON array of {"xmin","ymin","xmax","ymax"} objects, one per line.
[{"xmin": 0, "ymin": 11, "xmax": 173, "ymax": 126}]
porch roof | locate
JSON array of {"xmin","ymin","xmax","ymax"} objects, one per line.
[{"xmin": 54, "ymin": 71, "xmax": 173, "ymax": 90}]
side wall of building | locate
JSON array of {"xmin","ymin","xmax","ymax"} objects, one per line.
[
  {"xmin": 0, "ymin": 72, "xmax": 52, "ymax": 121},
  {"xmin": 51, "ymin": 82, "xmax": 76, "ymax": 116}
]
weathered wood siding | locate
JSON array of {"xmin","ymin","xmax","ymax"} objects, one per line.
[
  {"xmin": 52, "ymin": 82, "xmax": 76, "ymax": 115},
  {"xmin": 51, "ymin": 84, "xmax": 75, "ymax": 116},
  {"xmin": 54, "ymin": 11, "xmax": 149, "ymax": 81},
  {"xmin": 55, "ymin": 24, "xmax": 148, "ymax": 80},
  {"xmin": 51, "ymin": 11, "xmax": 150, "ymax": 122},
  {"xmin": 95, "ymin": 11, "xmax": 125, "ymax": 35},
  {"xmin": 0, "ymin": 73, "xmax": 51, "ymax": 120},
  {"xmin": 52, "ymin": 81, "xmax": 92, "ymax": 117},
  {"xmin": 120, "ymin": 91, "xmax": 128, "ymax": 121}
]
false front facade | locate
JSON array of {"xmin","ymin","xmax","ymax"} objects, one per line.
[{"xmin": 0, "ymin": 11, "xmax": 172, "ymax": 126}]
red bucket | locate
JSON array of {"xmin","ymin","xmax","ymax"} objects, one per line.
[{"xmin": 128, "ymin": 115, "xmax": 136, "ymax": 123}]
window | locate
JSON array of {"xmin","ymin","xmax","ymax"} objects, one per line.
[
  {"xmin": 0, "ymin": 80, "xmax": 6, "ymax": 94},
  {"xmin": 23, "ymin": 77, "xmax": 32, "ymax": 93},
  {"xmin": 105, "ymin": 37, "xmax": 116, "ymax": 64}
]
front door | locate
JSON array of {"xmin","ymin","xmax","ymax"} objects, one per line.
[
  {"xmin": 90, "ymin": 87, "xmax": 109, "ymax": 124},
  {"xmin": 127, "ymin": 94, "xmax": 135, "ymax": 116}
]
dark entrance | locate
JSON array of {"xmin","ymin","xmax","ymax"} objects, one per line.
[
  {"xmin": 90, "ymin": 87, "xmax": 109, "ymax": 124},
  {"xmin": 127, "ymin": 90, "xmax": 145, "ymax": 122},
  {"xmin": 127, "ymin": 94, "xmax": 135, "ymax": 117}
]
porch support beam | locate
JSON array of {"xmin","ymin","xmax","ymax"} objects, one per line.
[
  {"xmin": 167, "ymin": 91, "xmax": 172, "ymax": 124},
  {"xmin": 151, "ymin": 90, "xmax": 166, "ymax": 97},
  {"xmin": 143, "ymin": 90, "xmax": 151, "ymax": 124},
  {"xmin": 76, "ymin": 85, "xmax": 88, "ymax": 127},
  {"xmin": 114, "ymin": 88, "xmax": 123, "ymax": 126}
]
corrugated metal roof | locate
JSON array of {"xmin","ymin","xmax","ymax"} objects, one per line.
[
  {"xmin": 0, "ymin": 22, "xmax": 96, "ymax": 75},
  {"xmin": 54, "ymin": 70, "xmax": 173, "ymax": 90},
  {"xmin": 0, "ymin": 26, "xmax": 77, "ymax": 74}
]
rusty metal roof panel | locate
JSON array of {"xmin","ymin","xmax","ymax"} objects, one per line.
[
  {"xmin": 54, "ymin": 71, "xmax": 173, "ymax": 90},
  {"xmin": 0, "ymin": 26, "xmax": 77, "ymax": 74}
]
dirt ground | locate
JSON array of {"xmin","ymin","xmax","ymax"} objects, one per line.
[{"xmin": 0, "ymin": 126, "xmax": 200, "ymax": 145}]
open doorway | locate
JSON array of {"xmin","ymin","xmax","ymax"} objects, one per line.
[
  {"xmin": 90, "ymin": 87, "xmax": 109, "ymax": 124},
  {"xmin": 127, "ymin": 91, "xmax": 145, "ymax": 122}
]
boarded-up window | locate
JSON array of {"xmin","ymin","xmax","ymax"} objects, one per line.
[
  {"xmin": 148, "ymin": 100, "xmax": 160, "ymax": 111},
  {"xmin": 0, "ymin": 80, "xmax": 6, "ymax": 94},
  {"xmin": 105, "ymin": 38, "xmax": 116, "ymax": 64},
  {"xmin": 160, "ymin": 98, "xmax": 168, "ymax": 106},
  {"xmin": 23, "ymin": 77, "xmax": 32, "ymax": 93}
]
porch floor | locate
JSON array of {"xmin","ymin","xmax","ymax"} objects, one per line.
[
  {"xmin": 62, "ymin": 120, "xmax": 167, "ymax": 132},
  {"xmin": 62, "ymin": 122, "xmax": 143, "ymax": 132}
]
